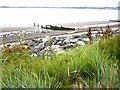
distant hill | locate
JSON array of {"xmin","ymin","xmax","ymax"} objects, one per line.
[{"xmin": 0, "ymin": 6, "xmax": 119, "ymax": 10}]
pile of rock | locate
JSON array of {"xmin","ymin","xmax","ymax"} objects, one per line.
[{"xmin": 24, "ymin": 33, "xmax": 99, "ymax": 56}]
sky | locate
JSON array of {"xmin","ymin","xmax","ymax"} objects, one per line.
[{"xmin": 0, "ymin": 0, "xmax": 119, "ymax": 7}]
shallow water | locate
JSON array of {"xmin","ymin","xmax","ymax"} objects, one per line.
[{"xmin": 0, "ymin": 8, "xmax": 118, "ymax": 27}]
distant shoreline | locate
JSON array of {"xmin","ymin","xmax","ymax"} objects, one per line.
[{"xmin": 0, "ymin": 6, "xmax": 119, "ymax": 10}]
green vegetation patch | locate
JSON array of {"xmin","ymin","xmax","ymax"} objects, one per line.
[{"xmin": 0, "ymin": 35, "xmax": 119, "ymax": 88}]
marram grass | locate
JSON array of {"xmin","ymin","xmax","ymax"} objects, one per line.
[{"xmin": 0, "ymin": 35, "xmax": 119, "ymax": 88}]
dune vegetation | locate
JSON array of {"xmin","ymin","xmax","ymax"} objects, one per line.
[{"xmin": 0, "ymin": 35, "xmax": 119, "ymax": 88}]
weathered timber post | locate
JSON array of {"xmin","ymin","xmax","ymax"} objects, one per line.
[
  {"xmin": 87, "ymin": 27, "xmax": 92, "ymax": 44},
  {"xmin": 107, "ymin": 25, "xmax": 112, "ymax": 37}
]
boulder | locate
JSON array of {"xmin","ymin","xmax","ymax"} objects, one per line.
[
  {"xmin": 55, "ymin": 37, "xmax": 65, "ymax": 42},
  {"xmin": 91, "ymin": 34, "xmax": 97, "ymax": 40},
  {"xmin": 70, "ymin": 39, "xmax": 78, "ymax": 44},
  {"xmin": 42, "ymin": 38, "xmax": 48, "ymax": 43},
  {"xmin": 56, "ymin": 41, "xmax": 63, "ymax": 46},
  {"xmin": 80, "ymin": 33, "xmax": 88, "ymax": 38},
  {"xmin": 51, "ymin": 45, "xmax": 60, "ymax": 51},
  {"xmin": 77, "ymin": 41, "xmax": 85, "ymax": 46},
  {"xmin": 27, "ymin": 39, "xmax": 38, "ymax": 47},
  {"xmin": 63, "ymin": 37, "xmax": 70, "ymax": 45},
  {"xmin": 33, "ymin": 43, "xmax": 45, "ymax": 52},
  {"xmin": 36, "ymin": 49, "xmax": 45, "ymax": 56}
]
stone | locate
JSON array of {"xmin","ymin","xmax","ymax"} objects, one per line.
[
  {"xmin": 61, "ymin": 43, "xmax": 74, "ymax": 49},
  {"xmin": 36, "ymin": 49, "xmax": 45, "ymax": 56},
  {"xmin": 76, "ymin": 41, "xmax": 85, "ymax": 46},
  {"xmin": 70, "ymin": 39, "xmax": 78, "ymax": 44},
  {"xmin": 27, "ymin": 39, "xmax": 37, "ymax": 47},
  {"xmin": 56, "ymin": 37, "xmax": 65, "ymax": 42},
  {"xmin": 91, "ymin": 34, "xmax": 97, "ymax": 40},
  {"xmin": 42, "ymin": 38, "xmax": 48, "ymax": 43},
  {"xmin": 63, "ymin": 37, "xmax": 70, "ymax": 45},
  {"xmin": 83, "ymin": 38, "xmax": 89, "ymax": 42},
  {"xmin": 51, "ymin": 45, "xmax": 60, "ymax": 51},
  {"xmin": 80, "ymin": 33, "xmax": 88, "ymax": 38},
  {"xmin": 34, "ymin": 43, "xmax": 45, "ymax": 50},
  {"xmin": 56, "ymin": 41, "xmax": 63, "ymax": 46}
]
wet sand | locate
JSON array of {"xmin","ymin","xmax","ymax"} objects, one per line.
[
  {"xmin": 0, "ymin": 20, "xmax": 119, "ymax": 44},
  {"xmin": 0, "ymin": 20, "xmax": 117, "ymax": 33},
  {"xmin": 0, "ymin": 27, "xmax": 35, "ymax": 33}
]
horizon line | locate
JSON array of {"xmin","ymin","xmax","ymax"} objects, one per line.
[{"xmin": 0, "ymin": 6, "xmax": 119, "ymax": 10}]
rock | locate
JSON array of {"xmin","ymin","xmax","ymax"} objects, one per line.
[
  {"xmin": 77, "ymin": 41, "xmax": 85, "ymax": 46},
  {"xmin": 83, "ymin": 38, "xmax": 89, "ymax": 42},
  {"xmin": 36, "ymin": 49, "xmax": 45, "ymax": 56},
  {"xmin": 56, "ymin": 37, "xmax": 65, "ymax": 42},
  {"xmin": 56, "ymin": 41, "xmax": 63, "ymax": 46},
  {"xmin": 51, "ymin": 45, "xmax": 60, "ymax": 51},
  {"xmin": 61, "ymin": 43, "xmax": 74, "ymax": 49},
  {"xmin": 82, "ymin": 38, "xmax": 89, "ymax": 44},
  {"xmin": 63, "ymin": 37, "xmax": 70, "ymax": 45},
  {"xmin": 42, "ymin": 38, "xmax": 48, "ymax": 43},
  {"xmin": 53, "ymin": 39, "xmax": 58, "ymax": 45},
  {"xmin": 51, "ymin": 45, "xmax": 65, "ymax": 54},
  {"xmin": 91, "ymin": 34, "xmax": 97, "ymax": 40},
  {"xmin": 34, "ymin": 43, "xmax": 45, "ymax": 50},
  {"xmin": 80, "ymin": 33, "xmax": 88, "ymax": 38},
  {"xmin": 27, "ymin": 39, "xmax": 37, "ymax": 47},
  {"xmin": 70, "ymin": 39, "xmax": 78, "ymax": 44}
]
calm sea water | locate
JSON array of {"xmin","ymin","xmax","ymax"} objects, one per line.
[{"xmin": 0, "ymin": 8, "xmax": 118, "ymax": 27}]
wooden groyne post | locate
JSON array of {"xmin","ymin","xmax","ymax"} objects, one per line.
[{"xmin": 87, "ymin": 27, "xmax": 92, "ymax": 44}]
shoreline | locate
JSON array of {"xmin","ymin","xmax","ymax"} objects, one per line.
[
  {"xmin": 0, "ymin": 20, "xmax": 119, "ymax": 44},
  {"xmin": 0, "ymin": 20, "xmax": 118, "ymax": 33}
]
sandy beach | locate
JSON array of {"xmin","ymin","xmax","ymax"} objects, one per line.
[{"xmin": 0, "ymin": 20, "xmax": 119, "ymax": 44}]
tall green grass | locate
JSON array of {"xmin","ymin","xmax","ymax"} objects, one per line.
[{"xmin": 0, "ymin": 35, "xmax": 119, "ymax": 88}]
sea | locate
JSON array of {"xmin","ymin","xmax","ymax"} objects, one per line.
[{"xmin": 0, "ymin": 8, "xmax": 118, "ymax": 27}]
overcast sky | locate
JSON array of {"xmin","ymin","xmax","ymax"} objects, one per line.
[{"xmin": 0, "ymin": 0, "xmax": 119, "ymax": 7}]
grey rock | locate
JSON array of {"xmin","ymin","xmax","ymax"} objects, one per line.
[
  {"xmin": 56, "ymin": 41, "xmax": 63, "ymax": 46},
  {"xmin": 61, "ymin": 43, "xmax": 74, "ymax": 49},
  {"xmin": 34, "ymin": 43, "xmax": 45, "ymax": 51},
  {"xmin": 70, "ymin": 39, "xmax": 78, "ymax": 44},
  {"xmin": 80, "ymin": 33, "xmax": 88, "ymax": 38},
  {"xmin": 63, "ymin": 38, "xmax": 70, "ymax": 45},
  {"xmin": 42, "ymin": 38, "xmax": 48, "ymax": 43},
  {"xmin": 91, "ymin": 34, "xmax": 97, "ymax": 40},
  {"xmin": 27, "ymin": 39, "xmax": 39, "ymax": 47},
  {"xmin": 53, "ymin": 39, "xmax": 58, "ymax": 45},
  {"xmin": 77, "ymin": 41, "xmax": 85, "ymax": 46},
  {"xmin": 56, "ymin": 37, "xmax": 65, "ymax": 42},
  {"xmin": 51, "ymin": 45, "xmax": 60, "ymax": 51},
  {"xmin": 36, "ymin": 49, "xmax": 45, "ymax": 56},
  {"xmin": 27, "ymin": 40, "xmax": 36, "ymax": 46}
]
